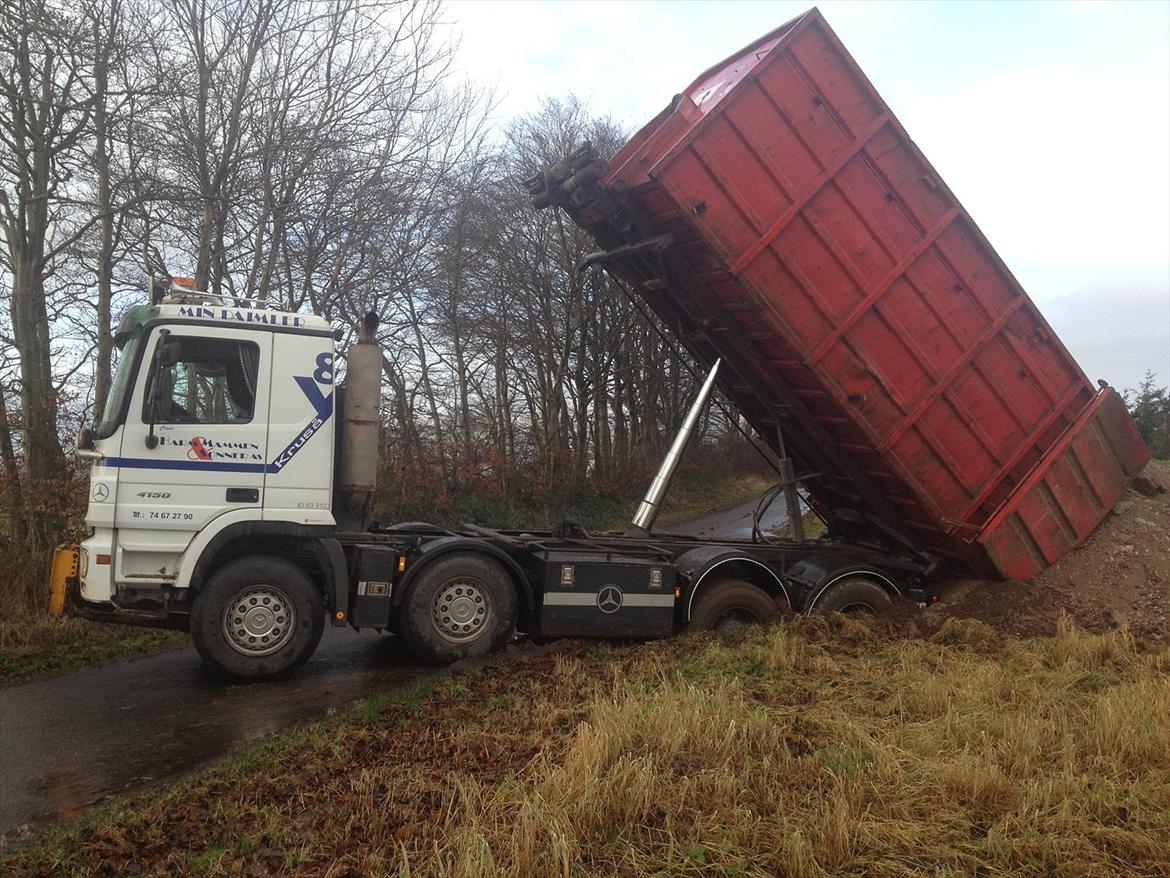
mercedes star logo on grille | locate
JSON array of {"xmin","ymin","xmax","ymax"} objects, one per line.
[
  {"xmin": 92, "ymin": 483, "xmax": 109, "ymax": 502},
  {"xmin": 596, "ymin": 585, "xmax": 623, "ymax": 614}
]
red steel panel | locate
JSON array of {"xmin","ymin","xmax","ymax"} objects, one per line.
[
  {"xmin": 580, "ymin": 9, "xmax": 1149, "ymax": 577},
  {"xmin": 978, "ymin": 389, "xmax": 1150, "ymax": 579}
]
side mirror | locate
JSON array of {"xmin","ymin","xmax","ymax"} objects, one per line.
[{"xmin": 75, "ymin": 425, "xmax": 103, "ymax": 460}]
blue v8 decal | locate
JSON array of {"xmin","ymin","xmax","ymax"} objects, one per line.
[{"xmin": 269, "ymin": 353, "xmax": 334, "ymax": 473}]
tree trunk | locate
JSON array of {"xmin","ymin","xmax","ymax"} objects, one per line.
[
  {"xmin": 0, "ymin": 392, "xmax": 27, "ymax": 541},
  {"xmin": 92, "ymin": 7, "xmax": 114, "ymax": 417},
  {"xmin": 11, "ymin": 259, "xmax": 68, "ymax": 484}
]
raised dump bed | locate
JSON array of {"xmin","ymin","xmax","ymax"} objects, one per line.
[{"xmin": 538, "ymin": 8, "xmax": 1149, "ymax": 578}]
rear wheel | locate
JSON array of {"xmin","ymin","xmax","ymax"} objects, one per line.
[
  {"xmin": 191, "ymin": 556, "xmax": 324, "ymax": 681},
  {"xmin": 812, "ymin": 576, "xmax": 894, "ymax": 615},
  {"xmin": 399, "ymin": 554, "xmax": 518, "ymax": 665},
  {"xmin": 686, "ymin": 579, "xmax": 781, "ymax": 632}
]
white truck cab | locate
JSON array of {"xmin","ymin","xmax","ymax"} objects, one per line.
[{"xmin": 79, "ymin": 301, "xmax": 338, "ymax": 606}]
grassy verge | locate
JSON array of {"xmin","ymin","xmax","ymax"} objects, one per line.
[
  {"xmin": 0, "ymin": 616, "xmax": 185, "ymax": 685},
  {"xmin": 6, "ymin": 615, "xmax": 1167, "ymax": 876}
]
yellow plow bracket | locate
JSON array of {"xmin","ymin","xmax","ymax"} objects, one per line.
[{"xmin": 47, "ymin": 545, "xmax": 79, "ymax": 616}]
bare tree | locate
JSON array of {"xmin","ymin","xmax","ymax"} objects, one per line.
[
  {"xmin": 0, "ymin": 0, "xmax": 92, "ymax": 490},
  {"xmin": 0, "ymin": 0, "xmax": 739, "ymax": 561}
]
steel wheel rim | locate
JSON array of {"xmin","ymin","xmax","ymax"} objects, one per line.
[
  {"xmin": 838, "ymin": 601, "xmax": 876, "ymax": 615},
  {"xmin": 222, "ymin": 585, "xmax": 296, "ymax": 657},
  {"xmin": 432, "ymin": 578, "xmax": 493, "ymax": 644}
]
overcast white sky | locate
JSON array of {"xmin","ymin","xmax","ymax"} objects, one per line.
[{"xmin": 444, "ymin": 0, "xmax": 1170, "ymax": 394}]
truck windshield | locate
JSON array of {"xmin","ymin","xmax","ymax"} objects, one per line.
[{"xmin": 95, "ymin": 326, "xmax": 144, "ymax": 439}]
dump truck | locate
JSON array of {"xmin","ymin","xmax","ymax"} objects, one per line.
[
  {"xmin": 530, "ymin": 7, "xmax": 1150, "ymax": 581},
  {"xmin": 50, "ymin": 8, "xmax": 1148, "ymax": 681},
  {"xmin": 52, "ymin": 290, "xmax": 935, "ymax": 680}
]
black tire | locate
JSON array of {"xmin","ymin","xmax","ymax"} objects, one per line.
[
  {"xmin": 399, "ymin": 554, "xmax": 518, "ymax": 665},
  {"xmin": 686, "ymin": 579, "xmax": 781, "ymax": 633},
  {"xmin": 191, "ymin": 556, "xmax": 324, "ymax": 681},
  {"xmin": 813, "ymin": 576, "xmax": 894, "ymax": 615}
]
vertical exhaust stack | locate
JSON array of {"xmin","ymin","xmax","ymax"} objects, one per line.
[
  {"xmin": 627, "ymin": 360, "xmax": 721, "ymax": 537},
  {"xmin": 336, "ymin": 311, "xmax": 382, "ymax": 531}
]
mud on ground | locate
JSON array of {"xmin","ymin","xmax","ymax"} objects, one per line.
[{"xmin": 922, "ymin": 460, "xmax": 1170, "ymax": 641}]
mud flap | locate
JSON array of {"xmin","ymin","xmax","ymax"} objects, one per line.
[{"xmin": 48, "ymin": 545, "xmax": 79, "ymax": 616}]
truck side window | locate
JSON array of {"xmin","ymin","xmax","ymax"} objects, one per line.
[{"xmin": 143, "ymin": 336, "xmax": 260, "ymax": 425}]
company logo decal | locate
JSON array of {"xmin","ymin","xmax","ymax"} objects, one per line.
[
  {"xmin": 269, "ymin": 353, "xmax": 333, "ymax": 473},
  {"xmin": 183, "ymin": 436, "xmax": 262, "ymax": 461},
  {"xmin": 92, "ymin": 483, "xmax": 109, "ymax": 502},
  {"xmin": 596, "ymin": 585, "xmax": 624, "ymax": 614},
  {"xmin": 188, "ymin": 437, "xmax": 212, "ymax": 460}
]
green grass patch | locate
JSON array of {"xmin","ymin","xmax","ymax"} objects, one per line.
[{"xmin": 0, "ymin": 616, "xmax": 186, "ymax": 685}]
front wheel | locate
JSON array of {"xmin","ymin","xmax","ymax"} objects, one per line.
[
  {"xmin": 191, "ymin": 556, "xmax": 324, "ymax": 681},
  {"xmin": 686, "ymin": 579, "xmax": 782, "ymax": 633},
  {"xmin": 399, "ymin": 554, "xmax": 518, "ymax": 665}
]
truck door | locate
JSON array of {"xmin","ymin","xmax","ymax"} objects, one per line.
[
  {"xmin": 112, "ymin": 327, "xmax": 272, "ymax": 584},
  {"xmin": 260, "ymin": 332, "xmax": 336, "ymax": 523}
]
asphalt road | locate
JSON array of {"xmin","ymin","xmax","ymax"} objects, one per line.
[
  {"xmin": 0, "ymin": 627, "xmax": 424, "ymax": 843},
  {"xmin": 665, "ymin": 490, "xmax": 793, "ymax": 540},
  {"xmin": 0, "ymin": 496, "xmax": 787, "ymax": 842}
]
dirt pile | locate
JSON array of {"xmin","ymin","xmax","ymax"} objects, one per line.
[{"xmin": 923, "ymin": 460, "xmax": 1170, "ymax": 640}]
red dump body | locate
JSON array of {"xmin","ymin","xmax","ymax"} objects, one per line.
[{"xmin": 566, "ymin": 9, "xmax": 1148, "ymax": 578}]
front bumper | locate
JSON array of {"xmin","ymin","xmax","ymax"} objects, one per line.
[
  {"xmin": 63, "ymin": 578, "xmax": 189, "ymax": 631},
  {"xmin": 49, "ymin": 545, "xmax": 187, "ymax": 631}
]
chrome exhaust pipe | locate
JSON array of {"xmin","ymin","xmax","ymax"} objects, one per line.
[{"xmin": 627, "ymin": 360, "xmax": 721, "ymax": 536}]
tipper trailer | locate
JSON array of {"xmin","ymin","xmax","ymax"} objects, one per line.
[
  {"xmin": 51, "ymin": 9, "xmax": 1148, "ymax": 680},
  {"xmin": 530, "ymin": 7, "xmax": 1150, "ymax": 581}
]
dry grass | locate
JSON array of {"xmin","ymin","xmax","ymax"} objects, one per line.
[
  {"xmin": 5, "ymin": 616, "xmax": 1168, "ymax": 877},
  {"xmin": 437, "ymin": 617, "xmax": 1169, "ymax": 877}
]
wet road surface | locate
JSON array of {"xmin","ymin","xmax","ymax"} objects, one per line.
[
  {"xmin": 0, "ymin": 628, "xmax": 425, "ymax": 841},
  {"xmin": 0, "ymin": 497, "xmax": 783, "ymax": 841}
]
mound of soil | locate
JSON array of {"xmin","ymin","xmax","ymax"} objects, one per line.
[{"xmin": 922, "ymin": 460, "xmax": 1170, "ymax": 640}]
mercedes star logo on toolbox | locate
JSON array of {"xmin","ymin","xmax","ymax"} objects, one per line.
[{"xmin": 596, "ymin": 585, "xmax": 623, "ymax": 614}]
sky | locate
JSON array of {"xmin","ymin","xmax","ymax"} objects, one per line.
[{"xmin": 444, "ymin": 0, "xmax": 1170, "ymax": 394}]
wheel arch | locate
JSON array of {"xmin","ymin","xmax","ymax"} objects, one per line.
[
  {"xmin": 183, "ymin": 521, "xmax": 342, "ymax": 610},
  {"xmin": 676, "ymin": 547, "xmax": 790, "ymax": 622},
  {"xmin": 786, "ymin": 556, "xmax": 902, "ymax": 613},
  {"xmin": 394, "ymin": 537, "xmax": 535, "ymax": 612}
]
